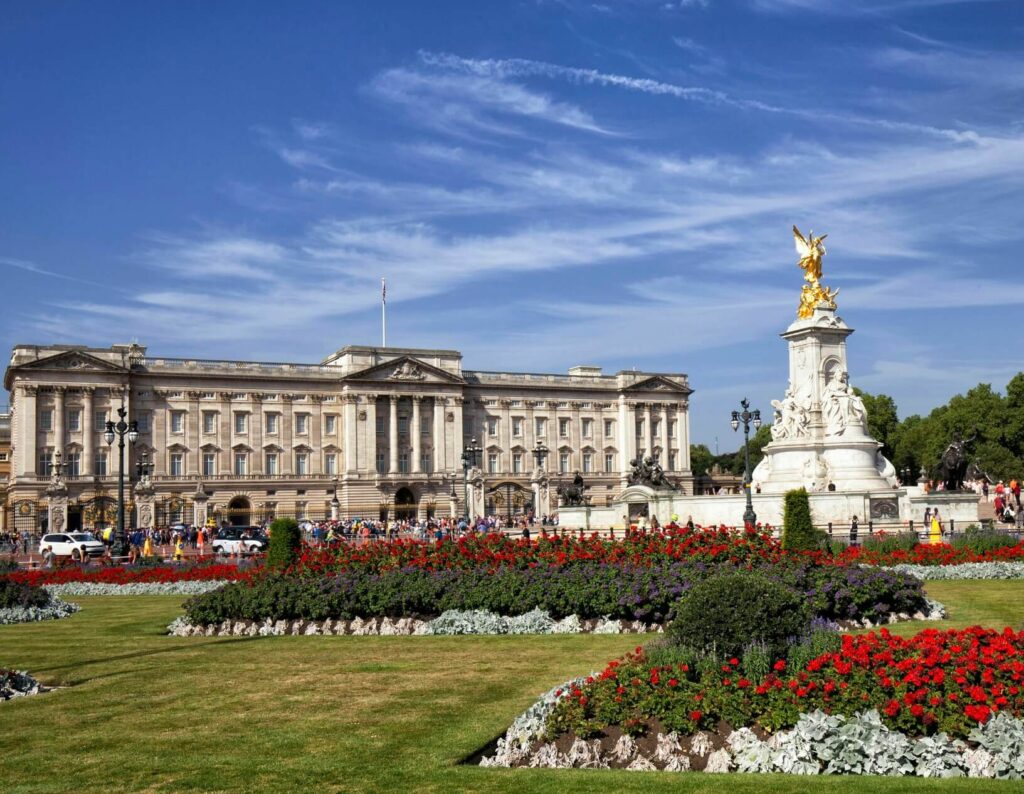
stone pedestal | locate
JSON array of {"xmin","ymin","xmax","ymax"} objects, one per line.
[
  {"xmin": 134, "ymin": 482, "xmax": 156, "ymax": 530},
  {"xmin": 753, "ymin": 305, "xmax": 897, "ymax": 495},
  {"xmin": 531, "ymin": 469, "xmax": 551, "ymax": 518},
  {"xmin": 46, "ymin": 483, "xmax": 68, "ymax": 534}
]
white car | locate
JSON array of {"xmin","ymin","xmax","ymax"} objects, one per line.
[
  {"xmin": 39, "ymin": 532, "xmax": 106, "ymax": 560},
  {"xmin": 211, "ymin": 529, "xmax": 267, "ymax": 556}
]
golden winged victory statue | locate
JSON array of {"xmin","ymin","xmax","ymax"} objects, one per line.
[{"xmin": 792, "ymin": 225, "xmax": 839, "ymax": 319}]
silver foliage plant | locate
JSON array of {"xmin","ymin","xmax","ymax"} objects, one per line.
[
  {"xmin": 0, "ymin": 596, "xmax": 79, "ymax": 625},
  {"xmin": 482, "ymin": 703, "xmax": 1024, "ymax": 778},
  {"xmin": 891, "ymin": 562, "xmax": 1024, "ymax": 580},
  {"xmin": 0, "ymin": 669, "xmax": 41, "ymax": 700},
  {"xmin": 45, "ymin": 581, "xmax": 228, "ymax": 597}
]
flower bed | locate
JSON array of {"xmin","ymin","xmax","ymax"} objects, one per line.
[
  {"xmin": 4, "ymin": 562, "xmax": 251, "ymax": 587},
  {"xmin": 835, "ymin": 536, "xmax": 1024, "ymax": 567},
  {"xmin": 179, "ymin": 561, "xmax": 926, "ymax": 627},
  {"xmin": 44, "ymin": 581, "xmax": 229, "ymax": 597},
  {"xmin": 0, "ymin": 578, "xmax": 80, "ymax": 624},
  {"xmin": 482, "ymin": 626, "xmax": 1024, "ymax": 778},
  {"xmin": 1, "ymin": 669, "xmax": 41, "ymax": 701},
  {"xmin": 542, "ymin": 627, "xmax": 1024, "ymax": 742}
]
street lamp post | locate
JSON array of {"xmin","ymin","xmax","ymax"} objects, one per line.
[
  {"xmin": 104, "ymin": 403, "xmax": 138, "ymax": 560},
  {"xmin": 730, "ymin": 398, "xmax": 762, "ymax": 528},
  {"xmin": 461, "ymin": 437, "xmax": 482, "ymax": 523},
  {"xmin": 135, "ymin": 451, "xmax": 154, "ymax": 482}
]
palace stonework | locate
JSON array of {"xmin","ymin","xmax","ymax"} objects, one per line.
[{"xmin": 2, "ymin": 342, "xmax": 693, "ymax": 530}]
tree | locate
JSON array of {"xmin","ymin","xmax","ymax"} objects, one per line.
[
  {"xmin": 854, "ymin": 389, "xmax": 899, "ymax": 461},
  {"xmin": 689, "ymin": 443, "xmax": 714, "ymax": 477},
  {"xmin": 782, "ymin": 488, "xmax": 820, "ymax": 551},
  {"xmin": 266, "ymin": 517, "xmax": 302, "ymax": 569}
]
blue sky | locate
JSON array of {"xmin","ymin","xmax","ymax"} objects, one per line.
[{"xmin": 2, "ymin": 0, "xmax": 1022, "ymax": 448}]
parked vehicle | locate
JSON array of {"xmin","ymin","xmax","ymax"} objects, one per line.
[
  {"xmin": 38, "ymin": 532, "xmax": 106, "ymax": 560},
  {"xmin": 211, "ymin": 528, "xmax": 267, "ymax": 556}
]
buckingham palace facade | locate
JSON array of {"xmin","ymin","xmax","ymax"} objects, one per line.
[{"xmin": 2, "ymin": 342, "xmax": 693, "ymax": 531}]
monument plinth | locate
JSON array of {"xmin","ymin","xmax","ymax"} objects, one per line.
[{"xmin": 751, "ymin": 304, "xmax": 897, "ymax": 494}]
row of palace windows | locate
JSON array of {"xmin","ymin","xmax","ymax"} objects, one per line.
[
  {"xmin": 472, "ymin": 417, "xmax": 679, "ymax": 441},
  {"xmin": 169, "ymin": 411, "xmax": 337, "ymax": 436},
  {"xmin": 172, "ymin": 451, "xmax": 341, "ymax": 477},
  {"xmin": 38, "ymin": 408, "xmax": 153, "ymax": 433}
]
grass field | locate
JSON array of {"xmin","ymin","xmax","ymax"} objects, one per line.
[{"xmin": 0, "ymin": 581, "xmax": 1022, "ymax": 792}]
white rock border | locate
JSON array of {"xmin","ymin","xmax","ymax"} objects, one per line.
[
  {"xmin": 482, "ymin": 704, "xmax": 1024, "ymax": 779},
  {"xmin": 167, "ymin": 608, "xmax": 665, "ymax": 637}
]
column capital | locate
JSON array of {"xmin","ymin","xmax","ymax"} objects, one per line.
[
  {"xmin": 389, "ymin": 394, "xmax": 401, "ymax": 404},
  {"xmin": 410, "ymin": 394, "xmax": 425, "ymax": 403},
  {"xmin": 81, "ymin": 386, "xmax": 97, "ymax": 396},
  {"xmin": 188, "ymin": 390, "xmax": 204, "ymax": 401},
  {"xmin": 21, "ymin": 384, "xmax": 38, "ymax": 396},
  {"xmin": 309, "ymin": 394, "xmax": 327, "ymax": 403},
  {"xmin": 341, "ymin": 393, "xmax": 359, "ymax": 404}
]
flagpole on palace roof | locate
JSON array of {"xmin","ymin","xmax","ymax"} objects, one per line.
[{"xmin": 381, "ymin": 277, "xmax": 387, "ymax": 348}]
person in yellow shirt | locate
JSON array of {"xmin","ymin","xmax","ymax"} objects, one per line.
[
  {"xmin": 173, "ymin": 536, "xmax": 185, "ymax": 561},
  {"xmin": 929, "ymin": 511, "xmax": 943, "ymax": 545},
  {"xmin": 142, "ymin": 534, "xmax": 153, "ymax": 558}
]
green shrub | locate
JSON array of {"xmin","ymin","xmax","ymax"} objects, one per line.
[
  {"xmin": 266, "ymin": 517, "xmax": 302, "ymax": 570},
  {"xmin": 0, "ymin": 579, "xmax": 50, "ymax": 610},
  {"xmin": 666, "ymin": 571, "xmax": 810, "ymax": 660},
  {"xmin": 781, "ymin": 488, "xmax": 822, "ymax": 551},
  {"xmin": 861, "ymin": 532, "xmax": 918, "ymax": 555},
  {"xmin": 952, "ymin": 527, "xmax": 1019, "ymax": 555}
]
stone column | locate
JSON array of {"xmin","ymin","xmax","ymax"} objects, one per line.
[
  {"xmin": 432, "ymin": 396, "xmax": 445, "ymax": 474},
  {"xmin": 659, "ymin": 404, "xmax": 670, "ymax": 466},
  {"xmin": 190, "ymin": 487, "xmax": 208, "ymax": 529},
  {"xmin": 81, "ymin": 387, "xmax": 95, "ymax": 477},
  {"xmin": 136, "ymin": 483, "xmax": 156, "ymax": 530},
  {"xmin": 643, "ymin": 403, "xmax": 653, "ymax": 459},
  {"xmin": 53, "ymin": 386, "xmax": 66, "ymax": 456},
  {"xmin": 218, "ymin": 392, "xmax": 232, "ymax": 475},
  {"xmin": 451, "ymin": 397, "xmax": 465, "ymax": 474},
  {"xmin": 343, "ymin": 394, "xmax": 358, "ymax": 473},
  {"xmin": 282, "ymin": 395, "xmax": 294, "ymax": 475},
  {"xmin": 46, "ymin": 483, "xmax": 68, "ymax": 535},
  {"xmin": 389, "ymin": 396, "xmax": 399, "ymax": 474},
  {"xmin": 499, "ymin": 399, "xmax": 511, "ymax": 472},
  {"xmin": 152, "ymin": 390, "xmax": 167, "ymax": 476},
  {"xmin": 548, "ymin": 401, "xmax": 559, "ymax": 471},
  {"xmin": 677, "ymin": 400, "xmax": 690, "ymax": 470},
  {"xmin": 524, "ymin": 400, "xmax": 536, "ymax": 459},
  {"xmin": 570, "ymin": 401, "xmax": 582, "ymax": 471},
  {"xmin": 411, "ymin": 396, "xmax": 422, "ymax": 473},
  {"xmin": 187, "ymin": 391, "xmax": 202, "ymax": 475},
  {"xmin": 19, "ymin": 384, "xmax": 38, "ymax": 479},
  {"xmin": 251, "ymin": 395, "xmax": 264, "ymax": 475},
  {"xmin": 364, "ymin": 396, "xmax": 377, "ymax": 473},
  {"xmin": 311, "ymin": 395, "xmax": 324, "ymax": 474}
]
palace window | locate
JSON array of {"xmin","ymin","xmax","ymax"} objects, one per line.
[
  {"xmin": 37, "ymin": 449, "xmax": 51, "ymax": 475},
  {"xmin": 67, "ymin": 410, "xmax": 81, "ymax": 432},
  {"xmin": 535, "ymin": 417, "xmax": 546, "ymax": 437},
  {"xmin": 398, "ymin": 416, "xmax": 409, "ymax": 434},
  {"xmin": 295, "ymin": 452, "xmax": 309, "ymax": 476},
  {"xmin": 376, "ymin": 415, "xmax": 384, "ymax": 435},
  {"xmin": 295, "ymin": 413, "xmax": 308, "ymax": 434},
  {"xmin": 486, "ymin": 417, "xmax": 498, "ymax": 437},
  {"xmin": 604, "ymin": 419, "xmax": 614, "ymax": 438},
  {"xmin": 170, "ymin": 411, "xmax": 184, "ymax": 434},
  {"xmin": 265, "ymin": 453, "xmax": 278, "ymax": 476},
  {"xmin": 559, "ymin": 452, "xmax": 569, "ymax": 474},
  {"xmin": 295, "ymin": 501, "xmax": 308, "ymax": 519},
  {"xmin": 512, "ymin": 453, "xmax": 522, "ymax": 474},
  {"xmin": 582, "ymin": 453, "xmax": 592, "ymax": 474},
  {"xmin": 487, "ymin": 452, "xmax": 498, "ymax": 474},
  {"xmin": 170, "ymin": 453, "xmax": 184, "ymax": 476},
  {"xmin": 94, "ymin": 410, "xmax": 107, "ymax": 429},
  {"xmin": 653, "ymin": 419, "xmax": 661, "ymax": 437},
  {"xmin": 398, "ymin": 452, "xmax": 409, "ymax": 473},
  {"xmin": 66, "ymin": 451, "xmax": 81, "ymax": 477},
  {"xmin": 325, "ymin": 415, "xmax": 337, "ymax": 435},
  {"xmin": 94, "ymin": 451, "xmax": 107, "ymax": 477},
  {"xmin": 265, "ymin": 413, "xmax": 278, "ymax": 434},
  {"xmin": 604, "ymin": 453, "xmax": 615, "ymax": 473},
  {"xmin": 558, "ymin": 418, "xmax": 570, "ymax": 438},
  {"xmin": 234, "ymin": 412, "xmax": 248, "ymax": 434},
  {"xmin": 203, "ymin": 453, "xmax": 216, "ymax": 477},
  {"xmin": 233, "ymin": 452, "xmax": 248, "ymax": 476},
  {"xmin": 136, "ymin": 414, "xmax": 150, "ymax": 433},
  {"xmin": 635, "ymin": 418, "xmax": 644, "ymax": 437},
  {"xmin": 376, "ymin": 451, "xmax": 386, "ymax": 474},
  {"xmin": 512, "ymin": 417, "xmax": 523, "ymax": 437},
  {"xmin": 39, "ymin": 409, "xmax": 53, "ymax": 431},
  {"xmin": 324, "ymin": 453, "xmax": 337, "ymax": 476},
  {"xmin": 203, "ymin": 411, "xmax": 217, "ymax": 434},
  {"xmin": 668, "ymin": 419, "xmax": 677, "ymax": 437},
  {"xmin": 668, "ymin": 450, "xmax": 677, "ymax": 470},
  {"xmin": 582, "ymin": 418, "xmax": 593, "ymax": 438},
  {"xmin": 420, "ymin": 452, "xmax": 432, "ymax": 473}
]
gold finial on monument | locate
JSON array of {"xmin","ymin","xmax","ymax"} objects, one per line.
[{"xmin": 792, "ymin": 225, "xmax": 839, "ymax": 319}]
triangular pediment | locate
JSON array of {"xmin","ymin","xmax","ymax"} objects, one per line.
[
  {"xmin": 15, "ymin": 350, "xmax": 128, "ymax": 374},
  {"xmin": 624, "ymin": 375, "xmax": 691, "ymax": 394},
  {"xmin": 343, "ymin": 356, "xmax": 465, "ymax": 385}
]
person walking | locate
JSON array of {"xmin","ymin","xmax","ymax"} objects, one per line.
[
  {"xmin": 929, "ymin": 510, "xmax": 943, "ymax": 545},
  {"xmin": 850, "ymin": 515, "xmax": 859, "ymax": 547},
  {"xmin": 173, "ymin": 535, "xmax": 185, "ymax": 562}
]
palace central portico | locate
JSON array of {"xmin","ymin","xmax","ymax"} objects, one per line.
[{"xmin": 3, "ymin": 342, "xmax": 693, "ymax": 531}]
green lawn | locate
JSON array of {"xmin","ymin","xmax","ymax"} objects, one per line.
[{"xmin": 0, "ymin": 581, "xmax": 1022, "ymax": 792}]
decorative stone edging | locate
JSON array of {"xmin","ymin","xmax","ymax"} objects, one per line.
[
  {"xmin": 0, "ymin": 669, "xmax": 41, "ymax": 701},
  {"xmin": 482, "ymin": 704, "xmax": 1024, "ymax": 778},
  {"xmin": 0, "ymin": 597, "xmax": 80, "ymax": 625},
  {"xmin": 167, "ymin": 608, "xmax": 665, "ymax": 638},
  {"xmin": 44, "ymin": 581, "xmax": 229, "ymax": 597}
]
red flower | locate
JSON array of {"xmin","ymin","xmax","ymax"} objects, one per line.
[
  {"xmin": 885, "ymin": 699, "xmax": 900, "ymax": 717},
  {"xmin": 690, "ymin": 710, "xmax": 703, "ymax": 722}
]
